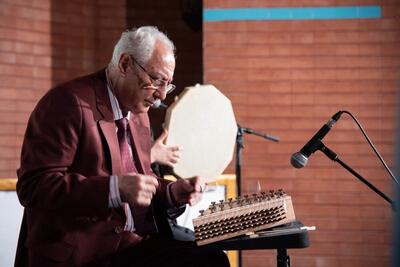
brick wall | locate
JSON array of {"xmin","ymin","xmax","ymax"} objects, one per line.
[
  {"xmin": 204, "ymin": 0, "xmax": 399, "ymax": 266},
  {"xmin": 0, "ymin": 0, "xmax": 126, "ymax": 178},
  {"xmin": 0, "ymin": 0, "xmax": 52, "ymax": 178},
  {"xmin": 51, "ymin": 0, "xmax": 126, "ymax": 84}
]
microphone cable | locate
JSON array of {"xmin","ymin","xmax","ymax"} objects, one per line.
[{"xmin": 341, "ymin": 110, "xmax": 399, "ymax": 186}]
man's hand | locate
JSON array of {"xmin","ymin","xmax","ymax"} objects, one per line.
[
  {"xmin": 118, "ymin": 174, "xmax": 159, "ymax": 207},
  {"xmin": 151, "ymin": 129, "xmax": 182, "ymax": 166},
  {"xmin": 170, "ymin": 176, "xmax": 205, "ymax": 206}
]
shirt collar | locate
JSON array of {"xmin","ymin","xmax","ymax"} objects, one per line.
[{"xmin": 106, "ymin": 83, "xmax": 131, "ymax": 121}]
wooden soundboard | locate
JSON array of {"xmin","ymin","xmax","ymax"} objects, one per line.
[{"xmin": 193, "ymin": 189, "xmax": 296, "ymax": 246}]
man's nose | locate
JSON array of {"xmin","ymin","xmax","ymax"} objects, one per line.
[{"xmin": 154, "ymin": 88, "xmax": 167, "ymax": 100}]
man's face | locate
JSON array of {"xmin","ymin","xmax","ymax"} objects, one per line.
[{"xmin": 117, "ymin": 41, "xmax": 175, "ymax": 114}]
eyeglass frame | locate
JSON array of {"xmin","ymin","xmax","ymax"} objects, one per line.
[{"xmin": 130, "ymin": 56, "xmax": 176, "ymax": 94}]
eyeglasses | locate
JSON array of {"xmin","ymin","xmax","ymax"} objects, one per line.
[{"xmin": 131, "ymin": 56, "xmax": 176, "ymax": 94}]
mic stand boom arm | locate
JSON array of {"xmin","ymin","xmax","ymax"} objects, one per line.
[
  {"xmin": 241, "ymin": 126, "xmax": 280, "ymax": 143},
  {"xmin": 317, "ymin": 141, "xmax": 395, "ymax": 210}
]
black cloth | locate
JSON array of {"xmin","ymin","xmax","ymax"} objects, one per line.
[{"xmin": 111, "ymin": 235, "xmax": 230, "ymax": 267}]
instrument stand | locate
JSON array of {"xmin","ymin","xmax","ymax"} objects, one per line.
[
  {"xmin": 277, "ymin": 249, "xmax": 290, "ymax": 267},
  {"xmin": 204, "ymin": 220, "xmax": 310, "ymax": 267},
  {"xmin": 318, "ymin": 141, "xmax": 395, "ymax": 210},
  {"xmin": 235, "ymin": 125, "xmax": 280, "ymax": 267}
]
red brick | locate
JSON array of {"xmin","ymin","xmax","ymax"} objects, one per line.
[
  {"xmin": 0, "ymin": 40, "xmax": 14, "ymax": 52},
  {"xmin": 0, "ymin": 52, "xmax": 16, "ymax": 64},
  {"xmin": 15, "ymin": 54, "xmax": 34, "ymax": 65}
]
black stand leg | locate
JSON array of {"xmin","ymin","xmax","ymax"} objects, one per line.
[
  {"xmin": 236, "ymin": 127, "xmax": 244, "ymax": 267},
  {"xmin": 277, "ymin": 249, "xmax": 290, "ymax": 267},
  {"xmin": 235, "ymin": 125, "xmax": 280, "ymax": 267}
]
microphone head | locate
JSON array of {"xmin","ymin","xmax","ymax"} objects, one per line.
[
  {"xmin": 290, "ymin": 152, "xmax": 308, "ymax": 168},
  {"xmin": 152, "ymin": 99, "xmax": 168, "ymax": 109}
]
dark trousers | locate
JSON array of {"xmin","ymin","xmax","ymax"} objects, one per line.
[{"xmin": 111, "ymin": 235, "xmax": 230, "ymax": 267}]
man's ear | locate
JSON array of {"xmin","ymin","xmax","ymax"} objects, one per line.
[{"xmin": 118, "ymin": 54, "xmax": 131, "ymax": 76}]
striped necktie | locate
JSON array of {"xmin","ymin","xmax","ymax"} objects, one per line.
[
  {"xmin": 115, "ymin": 118, "xmax": 157, "ymax": 236},
  {"xmin": 116, "ymin": 118, "xmax": 137, "ymax": 173}
]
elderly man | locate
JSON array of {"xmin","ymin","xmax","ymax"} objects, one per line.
[{"xmin": 15, "ymin": 26, "xmax": 229, "ymax": 267}]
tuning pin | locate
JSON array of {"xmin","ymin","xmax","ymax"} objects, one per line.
[
  {"xmin": 199, "ymin": 210, "xmax": 205, "ymax": 216},
  {"xmin": 209, "ymin": 202, "xmax": 216, "ymax": 211},
  {"xmin": 269, "ymin": 190, "xmax": 275, "ymax": 198},
  {"xmin": 228, "ymin": 198, "xmax": 234, "ymax": 208},
  {"xmin": 275, "ymin": 189, "xmax": 282, "ymax": 197}
]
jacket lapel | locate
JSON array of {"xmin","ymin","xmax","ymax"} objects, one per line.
[
  {"xmin": 98, "ymin": 121, "xmax": 122, "ymax": 175},
  {"xmin": 94, "ymin": 69, "xmax": 122, "ymax": 175}
]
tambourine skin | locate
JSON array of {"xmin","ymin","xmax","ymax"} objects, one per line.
[{"xmin": 164, "ymin": 84, "xmax": 237, "ymax": 183}]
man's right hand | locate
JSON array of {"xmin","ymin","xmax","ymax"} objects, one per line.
[{"xmin": 118, "ymin": 174, "xmax": 159, "ymax": 207}]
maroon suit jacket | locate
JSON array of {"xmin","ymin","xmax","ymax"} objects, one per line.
[{"xmin": 15, "ymin": 69, "xmax": 181, "ymax": 267}]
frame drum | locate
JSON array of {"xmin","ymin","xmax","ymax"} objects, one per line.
[{"xmin": 164, "ymin": 84, "xmax": 237, "ymax": 182}]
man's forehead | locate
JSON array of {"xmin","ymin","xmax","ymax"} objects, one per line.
[
  {"xmin": 152, "ymin": 40, "xmax": 174, "ymax": 58},
  {"xmin": 148, "ymin": 46, "xmax": 175, "ymax": 71}
]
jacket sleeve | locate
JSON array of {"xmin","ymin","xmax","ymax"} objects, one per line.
[{"xmin": 16, "ymin": 87, "xmax": 110, "ymax": 217}]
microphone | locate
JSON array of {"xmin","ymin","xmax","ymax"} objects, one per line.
[
  {"xmin": 290, "ymin": 111, "xmax": 343, "ymax": 168},
  {"xmin": 152, "ymin": 99, "xmax": 168, "ymax": 109}
]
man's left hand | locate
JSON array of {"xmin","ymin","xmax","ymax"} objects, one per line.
[{"xmin": 170, "ymin": 176, "xmax": 205, "ymax": 206}]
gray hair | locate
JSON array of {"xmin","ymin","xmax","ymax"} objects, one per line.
[{"xmin": 110, "ymin": 26, "xmax": 176, "ymax": 67}]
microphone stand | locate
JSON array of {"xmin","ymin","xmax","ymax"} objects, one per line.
[
  {"xmin": 236, "ymin": 124, "xmax": 280, "ymax": 196},
  {"xmin": 317, "ymin": 141, "xmax": 395, "ymax": 210},
  {"xmin": 235, "ymin": 124, "xmax": 280, "ymax": 267}
]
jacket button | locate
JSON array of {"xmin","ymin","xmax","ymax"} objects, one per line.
[{"xmin": 114, "ymin": 225, "xmax": 123, "ymax": 234}]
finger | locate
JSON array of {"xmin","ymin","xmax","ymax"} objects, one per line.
[
  {"xmin": 201, "ymin": 183, "xmax": 208, "ymax": 192},
  {"xmin": 141, "ymin": 190, "xmax": 154, "ymax": 201},
  {"xmin": 191, "ymin": 176, "xmax": 206, "ymax": 192},
  {"xmin": 192, "ymin": 179, "xmax": 203, "ymax": 192},
  {"xmin": 145, "ymin": 178, "xmax": 158, "ymax": 194},
  {"xmin": 138, "ymin": 177, "xmax": 158, "ymax": 195},
  {"xmin": 137, "ymin": 195, "xmax": 152, "ymax": 207},
  {"xmin": 140, "ymin": 189, "xmax": 154, "ymax": 200},
  {"xmin": 172, "ymin": 152, "xmax": 180, "ymax": 159},
  {"xmin": 145, "ymin": 183, "xmax": 157, "ymax": 195},
  {"xmin": 171, "ymin": 146, "xmax": 181, "ymax": 152},
  {"xmin": 144, "ymin": 175, "xmax": 159, "ymax": 187},
  {"xmin": 188, "ymin": 193, "xmax": 203, "ymax": 206}
]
